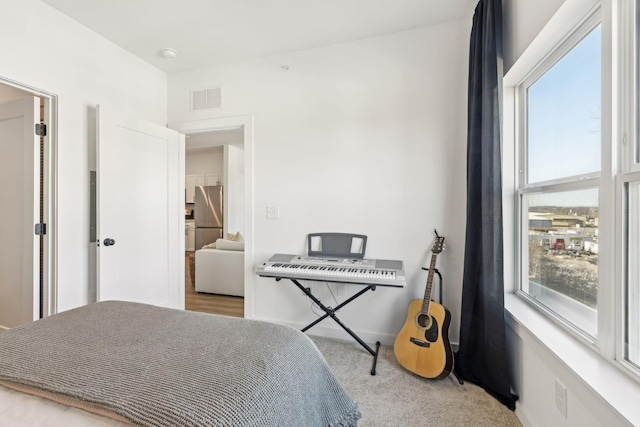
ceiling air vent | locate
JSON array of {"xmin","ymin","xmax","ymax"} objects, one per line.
[{"xmin": 191, "ymin": 87, "xmax": 222, "ymax": 111}]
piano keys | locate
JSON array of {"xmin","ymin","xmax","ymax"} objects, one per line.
[{"xmin": 256, "ymin": 253, "xmax": 405, "ymax": 287}]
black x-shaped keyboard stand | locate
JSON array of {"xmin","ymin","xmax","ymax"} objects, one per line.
[{"xmin": 275, "ymin": 277, "xmax": 381, "ymax": 375}]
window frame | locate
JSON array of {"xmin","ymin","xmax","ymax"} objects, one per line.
[
  {"xmin": 632, "ymin": 0, "xmax": 640, "ymax": 170},
  {"xmin": 515, "ymin": 8, "xmax": 604, "ymax": 345},
  {"xmin": 511, "ymin": 0, "xmax": 640, "ymax": 382},
  {"xmin": 615, "ymin": 0, "xmax": 640, "ymax": 376},
  {"xmin": 617, "ymin": 172, "xmax": 640, "ymax": 377}
]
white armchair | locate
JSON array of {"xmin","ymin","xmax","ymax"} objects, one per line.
[{"xmin": 195, "ymin": 248, "xmax": 244, "ymax": 296}]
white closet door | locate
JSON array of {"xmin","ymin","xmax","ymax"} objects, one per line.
[
  {"xmin": 0, "ymin": 96, "xmax": 39, "ymax": 328},
  {"xmin": 96, "ymin": 105, "xmax": 184, "ymax": 309}
]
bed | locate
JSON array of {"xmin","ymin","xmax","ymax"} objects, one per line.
[{"xmin": 0, "ymin": 301, "xmax": 360, "ymax": 426}]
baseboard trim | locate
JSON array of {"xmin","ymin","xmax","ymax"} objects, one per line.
[{"xmin": 515, "ymin": 405, "xmax": 534, "ymax": 427}]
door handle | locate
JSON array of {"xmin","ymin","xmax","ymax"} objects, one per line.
[{"xmin": 103, "ymin": 238, "xmax": 116, "ymax": 246}]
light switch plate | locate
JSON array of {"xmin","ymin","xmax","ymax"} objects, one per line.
[{"xmin": 267, "ymin": 206, "xmax": 280, "ymax": 219}]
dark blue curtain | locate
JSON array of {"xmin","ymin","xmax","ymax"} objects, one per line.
[{"xmin": 454, "ymin": 0, "xmax": 518, "ymax": 410}]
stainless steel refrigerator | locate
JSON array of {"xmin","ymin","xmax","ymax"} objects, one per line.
[{"xmin": 194, "ymin": 185, "xmax": 223, "ymax": 250}]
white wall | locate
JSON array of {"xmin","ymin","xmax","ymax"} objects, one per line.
[
  {"xmin": 186, "ymin": 148, "xmax": 223, "ymax": 176},
  {"xmin": 0, "ymin": 0, "xmax": 167, "ymax": 312},
  {"xmin": 169, "ymin": 20, "xmax": 471, "ymax": 344},
  {"xmin": 503, "ymin": 0, "xmax": 566, "ymax": 72},
  {"xmin": 506, "ymin": 299, "xmax": 638, "ymax": 427}
]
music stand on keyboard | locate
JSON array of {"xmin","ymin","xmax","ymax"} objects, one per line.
[{"xmin": 307, "ymin": 232, "xmax": 367, "ymax": 259}]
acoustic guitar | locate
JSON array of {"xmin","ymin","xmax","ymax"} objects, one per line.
[{"xmin": 394, "ymin": 230, "xmax": 454, "ymax": 379}]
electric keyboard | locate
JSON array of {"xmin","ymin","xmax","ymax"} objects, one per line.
[{"xmin": 256, "ymin": 254, "xmax": 406, "ymax": 287}]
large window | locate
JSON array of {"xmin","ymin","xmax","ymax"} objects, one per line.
[
  {"xmin": 513, "ymin": 0, "xmax": 640, "ymax": 379},
  {"xmin": 517, "ymin": 20, "xmax": 602, "ymax": 338}
]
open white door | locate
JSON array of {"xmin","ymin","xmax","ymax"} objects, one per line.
[
  {"xmin": 0, "ymin": 97, "xmax": 39, "ymax": 328},
  {"xmin": 97, "ymin": 105, "xmax": 184, "ymax": 309}
]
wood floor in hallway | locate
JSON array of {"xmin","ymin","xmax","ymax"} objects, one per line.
[{"xmin": 185, "ymin": 252, "xmax": 244, "ymax": 318}]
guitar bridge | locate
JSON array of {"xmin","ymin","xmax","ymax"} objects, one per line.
[{"xmin": 409, "ymin": 337, "xmax": 430, "ymax": 348}]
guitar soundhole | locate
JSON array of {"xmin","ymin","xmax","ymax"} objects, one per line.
[{"xmin": 417, "ymin": 313, "xmax": 431, "ymax": 329}]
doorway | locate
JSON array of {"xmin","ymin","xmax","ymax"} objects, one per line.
[
  {"xmin": 170, "ymin": 116, "xmax": 253, "ymax": 320},
  {"xmin": 184, "ymin": 128, "xmax": 245, "ymax": 317},
  {"xmin": 0, "ymin": 78, "xmax": 56, "ymax": 329}
]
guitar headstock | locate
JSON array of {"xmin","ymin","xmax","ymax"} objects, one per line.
[{"xmin": 431, "ymin": 229, "xmax": 445, "ymax": 254}]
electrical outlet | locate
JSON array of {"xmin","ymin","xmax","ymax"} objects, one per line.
[
  {"xmin": 555, "ymin": 378, "xmax": 567, "ymax": 418},
  {"xmin": 266, "ymin": 206, "xmax": 279, "ymax": 219}
]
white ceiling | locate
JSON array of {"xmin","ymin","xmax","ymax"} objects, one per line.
[{"xmin": 40, "ymin": 0, "xmax": 477, "ymax": 73}]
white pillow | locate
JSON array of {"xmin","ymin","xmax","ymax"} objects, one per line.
[
  {"xmin": 226, "ymin": 231, "xmax": 244, "ymax": 242},
  {"xmin": 215, "ymin": 238, "xmax": 244, "ymax": 251}
]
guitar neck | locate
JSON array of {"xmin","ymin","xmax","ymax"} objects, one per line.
[{"xmin": 421, "ymin": 253, "xmax": 438, "ymax": 314}]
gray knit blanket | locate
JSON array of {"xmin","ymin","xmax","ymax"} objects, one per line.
[{"xmin": 0, "ymin": 301, "xmax": 361, "ymax": 426}]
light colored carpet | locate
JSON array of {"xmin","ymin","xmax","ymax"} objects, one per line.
[{"xmin": 310, "ymin": 335, "xmax": 522, "ymax": 427}]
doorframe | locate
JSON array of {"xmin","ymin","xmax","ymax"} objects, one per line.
[
  {"xmin": 169, "ymin": 115, "xmax": 254, "ymax": 318},
  {"xmin": 0, "ymin": 76, "xmax": 58, "ymax": 320}
]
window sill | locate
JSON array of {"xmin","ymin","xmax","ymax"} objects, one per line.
[{"xmin": 504, "ymin": 294, "xmax": 640, "ymax": 426}]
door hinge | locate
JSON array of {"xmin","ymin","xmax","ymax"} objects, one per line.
[
  {"xmin": 35, "ymin": 123, "xmax": 47, "ymax": 137},
  {"xmin": 35, "ymin": 223, "xmax": 47, "ymax": 236}
]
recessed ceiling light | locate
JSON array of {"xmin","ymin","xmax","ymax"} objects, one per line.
[{"xmin": 161, "ymin": 47, "xmax": 178, "ymax": 59}]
